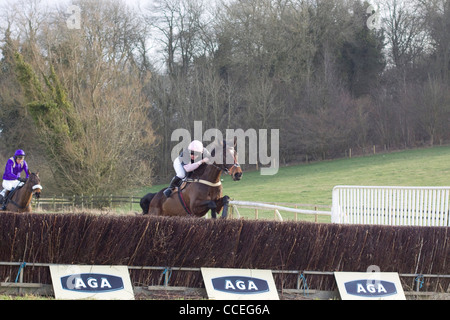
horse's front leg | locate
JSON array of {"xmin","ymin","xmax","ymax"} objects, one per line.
[
  {"xmin": 215, "ymin": 195, "xmax": 230, "ymax": 219},
  {"xmin": 192, "ymin": 200, "xmax": 217, "ymax": 219},
  {"xmin": 199, "ymin": 196, "xmax": 230, "ymax": 219},
  {"xmin": 207, "ymin": 201, "xmax": 217, "ymax": 219}
]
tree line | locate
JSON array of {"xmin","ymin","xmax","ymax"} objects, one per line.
[{"xmin": 0, "ymin": 0, "xmax": 449, "ymax": 195}]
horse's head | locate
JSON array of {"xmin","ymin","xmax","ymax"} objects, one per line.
[
  {"xmin": 209, "ymin": 139, "xmax": 243, "ymax": 181},
  {"xmin": 225, "ymin": 140, "xmax": 243, "ymax": 181},
  {"xmin": 28, "ymin": 172, "xmax": 42, "ymax": 199}
]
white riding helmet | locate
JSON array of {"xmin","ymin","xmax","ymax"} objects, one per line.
[{"xmin": 188, "ymin": 140, "xmax": 204, "ymax": 153}]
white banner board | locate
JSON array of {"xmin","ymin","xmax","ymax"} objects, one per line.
[
  {"xmin": 334, "ymin": 272, "xmax": 405, "ymax": 300},
  {"xmin": 201, "ymin": 267, "xmax": 279, "ymax": 300},
  {"xmin": 50, "ymin": 265, "xmax": 134, "ymax": 300}
]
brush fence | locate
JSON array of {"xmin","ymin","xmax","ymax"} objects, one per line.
[
  {"xmin": 332, "ymin": 186, "xmax": 450, "ymax": 226},
  {"xmin": 0, "ymin": 213, "xmax": 448, "ymax": 292}
]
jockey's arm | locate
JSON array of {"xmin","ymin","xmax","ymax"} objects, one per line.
[
  {"xmin": 183, "ymin": 155, "xmax": 210, "ymax": 173},
  {"xmin": 183, "ymin": 161, "xmax": 203, "ymax": 173},
  {"xmin": 3, "ymin": 159, "xmax": 16, "ymax": 180}
]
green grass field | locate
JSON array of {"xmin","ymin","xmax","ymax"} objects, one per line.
[{"xmin": 140, "ymin": 145, "xmax": 450, "ymax": 221}]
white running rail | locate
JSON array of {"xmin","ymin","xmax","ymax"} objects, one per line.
[
  {"xmin": 332, "ymin": 186, "xmax": 450, "ymax": 226},
  {"xmin": 228, "ymin": 200, "xmax": 331, "ymax": 222}
]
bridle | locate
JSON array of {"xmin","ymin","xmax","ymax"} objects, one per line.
[
  {"xmin": 224, "ymin": 162, "xmax": 241, "ymax": 176},
  {"xmin": 210, "ymin": 149, "xmax": 241, "ymax": 175}
]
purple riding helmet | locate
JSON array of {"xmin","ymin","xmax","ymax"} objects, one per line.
[{"xmin": 14, "ymin": 149, "xmax": 26, "ymax": 158}]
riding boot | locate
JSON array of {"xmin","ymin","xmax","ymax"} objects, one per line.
[
  {"xmin": 0, "ymin": 189, "xmax": 5, "ymax": 210},
  {"xmin": 163, "ymin": 176, "xmax": 183, "ymax": 198},
  {"xmin": 2, "ymin": 190, "xmax": 9, "ymax": 210}
]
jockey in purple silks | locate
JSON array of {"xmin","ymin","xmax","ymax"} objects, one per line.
[
  {"xmin": 0, "ymin": 149, "xmax": 30, "ymax": 209},
  {"xmin": 163, "ymin": 140, "xmax": 210, "ymax": 198}
]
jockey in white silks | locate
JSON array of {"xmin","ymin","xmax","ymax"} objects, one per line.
[{"xmin": 163, "ymin": 140, "xmax": 210, "ymax": 198}]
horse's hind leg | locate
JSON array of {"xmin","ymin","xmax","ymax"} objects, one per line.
[{"xmin": 140, "ymin": 193, "xmax": 156, "ymax": 215}]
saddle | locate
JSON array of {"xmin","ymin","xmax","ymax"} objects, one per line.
[{"xmin": 170, "ymin": 180, "xmax": 188, "ymax": 195}]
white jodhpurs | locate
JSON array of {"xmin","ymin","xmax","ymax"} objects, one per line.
[
  {"xmin": 173, "ymin": 157, "xmax": 186, "ymax": 179},
  {"xmin": 1, "ymin": 179, "xmax": 21, "ymax": 197},
  {"xmin": 2, "ymin": 179, "xmax": 21, "ymax": 191}
]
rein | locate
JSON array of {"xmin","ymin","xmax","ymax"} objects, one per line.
[
  {"xmin": 8, "ymin": 198, "xmax": 30, "ymax": 210},
  {"xmin": 209, "ymin": 154, "xmax": 240, "ymax": 176}
]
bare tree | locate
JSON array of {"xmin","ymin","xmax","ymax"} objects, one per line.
[
  {"xmin": 382, "ymin": 0, "xmax": 427, "ymax": 71},
  {"xmin": 146, "ymin": 0, "xmax": 208, "ymax": 77},
  {"xmin": 416, "ymin": 77, "xmax": 450, "ymax": 145},
  {"xmin": 417, "ymin": 0, "xmax": 450, "ymax": 82},
  {"xmin": 9, "ymin": 0, "xmax": 156, "ymax": 195}
]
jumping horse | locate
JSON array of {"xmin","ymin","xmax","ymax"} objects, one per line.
[
  {"xmin": 3, "ymin": 172, "xmax": 42, "ymax": 213},
  {"xmin": 140, "ymin": 140, "xmax": 243, "ymax": 218}
]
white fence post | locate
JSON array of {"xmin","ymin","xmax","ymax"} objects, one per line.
[{"xmin": 331, "ymin": 187, "xmax": 341, "ymax": 223}]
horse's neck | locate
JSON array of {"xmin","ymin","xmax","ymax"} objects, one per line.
[{"xmin": 201, "ymin": 164, "xmax": 222, "ymax": 183}]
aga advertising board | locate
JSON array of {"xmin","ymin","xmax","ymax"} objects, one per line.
[
  {"xmin": 201, "ymin": 267, "xmax": 279, "ymax": 300},
  {"xmin": 334, "ymin": 272, "xmax": 406, "ymax": 300},
  {"xmin": 50, "ymin": 265, "xmax": 134, "ymax": 300}
]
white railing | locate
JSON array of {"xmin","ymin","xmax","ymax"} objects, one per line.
[
  {"xmin": 332, "ymin": 186, "xmax": 450, "ymax": 226},
  {"xmin": 228, "ymin": 200, "xmax": 331, "ymax": 221}
]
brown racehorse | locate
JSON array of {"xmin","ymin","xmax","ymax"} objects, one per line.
[
  {"xmin": 141, "ymin": 140, "xmax": 242, "ymax": 218},
  {"xmin": 4, "ymin": 172, "xmax": 42, "ymax": 213}
]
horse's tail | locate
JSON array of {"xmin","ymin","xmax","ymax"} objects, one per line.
[{"xmin": 140, "ymin": 192, "xmax": 156, "ymax": 215}]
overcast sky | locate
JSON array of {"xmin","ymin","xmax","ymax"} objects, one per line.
[{"xmin": 0, "ymin": 0, "xmax": 146, "ymax": 10}]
